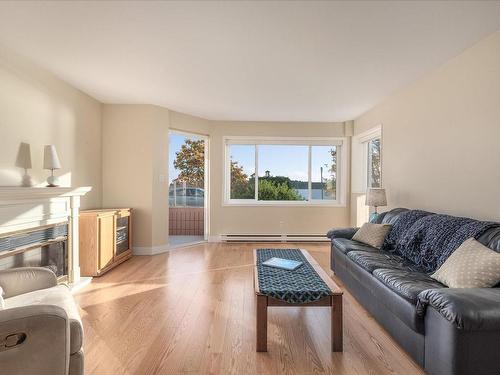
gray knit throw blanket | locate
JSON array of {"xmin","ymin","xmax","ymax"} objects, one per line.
[
  {"xmin": 383, "ymin": 209, "xmax": 433, "ymax": 250},
  {"xmin": 395, "ymin": 213, "xmax": 497, "ymax": 273}
]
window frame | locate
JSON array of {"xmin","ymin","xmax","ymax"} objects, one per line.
[{"xmin": 223, "ymin": 136, "xmax": 347, "ymax": 207}]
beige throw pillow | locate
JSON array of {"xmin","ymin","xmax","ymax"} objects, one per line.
[
  {"xmin": 431, "ymin": 238, "xmax": 500, "ymax": 288},
  {"xmin": 352, "ymin": 223, "xmax": 392, "ymax": 249}
]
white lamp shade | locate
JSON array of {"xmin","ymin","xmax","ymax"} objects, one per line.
[
  {"xmin": 365, "ymin": 188, "xmax": 387, "ymax": 207},
  {"xmin": 15, "ymin": 142, "xmax": 32, "ymax": 169},
  {"xmin": 43, "ymin": 145, "xmax": 61, "ymax": 170}
]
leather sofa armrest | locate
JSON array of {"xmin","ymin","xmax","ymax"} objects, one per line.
[
  {"xmin": 0, "ymin": 305, "xmax": 70, "ymax": 374},
  {"xmin": 0, "ymin": 267, "xmax": 58, "ymax": 298},
  {"xmin": 417, "ymin": 288, "xmax": 500, "ymax": 331},
  {"xmin": 326, "ymin": 227, "xmax": 359, "ymax": 240}
]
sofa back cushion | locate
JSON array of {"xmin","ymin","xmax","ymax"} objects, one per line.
[
  {"xmin": 397, "ymin": 214, "xmax": 498, "ymax": 273},
  {"xmin": 379, "ymin": 207, "xmax": 410, "ymax": 225},
  {"xmin": 477, "ymin": 226, "xmax": 500, "ymax": 253},
  {"xmin": 377, "ymin": 208, "xmax": 500, "ymax": 273}
]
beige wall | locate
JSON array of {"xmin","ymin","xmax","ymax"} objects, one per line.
[
  {"xmin": 353, "ymin": 29, "xmax": 500, "ymax": 222},
  {"xmin": 169, "ymin": 110, "xmax": 211, "ymax": 135},
  {"xmin": 166, "ymin": 116, "xmax": 351, "ymax": 238},
  {"xmin": 8, "ymin": 26, "xmax": 498, "ymax": 248},
  {"xmin": 209, "ymin": 121, "xmax": 350, "ymax": 237},
  {"xmin": 0, "ymin": 47, "xmax": 102, "ymax": 208},
  {"xmin": 102, "ymin": 104, "xmax": 169, "ymax": 249}
]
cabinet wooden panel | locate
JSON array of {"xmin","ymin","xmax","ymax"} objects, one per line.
[
  {"xmin": 79, "ymin": 208, "xmax": 132, "ymax": 277},
  {"xmin": 98, "ymin": 215, "xmax": 115, "ymax": 270}
]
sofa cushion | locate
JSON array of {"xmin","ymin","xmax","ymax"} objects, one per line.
[
  {"xmin": 380, "ymin": 207, "xmax": 410, "ymax": 225},
  {"xmin": 347, "ymin": 250, "xmax": 415, "ymax": 274},
  {"xmin": 332, "ymin": 238, "xmax": 380, "ymax": 255},
  {"xmin": 373, "ymin": 268, "xmax": 445, "ymax": 304},
  {"xmin": 352, "ymin": 223, "xmax": 392, "ymax": 249},
  {"xmin": 431, "ymin": 238, "xmax": 500, "ymax": 288},
  {"xmin": 477, "ymin": 226, "xmax": 500, "ymax": 252},
  {"xmin": 5, "ymin": 284, "xmax": 83, "ymax": 354}
]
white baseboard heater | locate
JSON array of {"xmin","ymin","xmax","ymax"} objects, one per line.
[{"xmin": 220, "ymin": 233, "xmax": 329, "ymax": 242}]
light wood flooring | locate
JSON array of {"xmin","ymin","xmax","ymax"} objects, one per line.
[{"xmin": 75, "ymin": 242, "xmax": 424, "ymax": 375}]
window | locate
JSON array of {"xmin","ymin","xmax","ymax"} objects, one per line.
[
  {"xmin": 351, "ymin": 125, "xmax": 382, "ymax": 193},
  {"xmin": 367, "ymin": 137, "xmax": 381, "ymax": 188},
  {"xmin": 258, "ymin": 145, "xmax": 308, "ymax": 201},
  {"xmin": 224, "ymin": 137, "xmax": 346, "ymax": 205},
  {"xmin": 311, "ymin": 145, "xmax": 337, "ymax": 200},
  {"xmin": 229, "ymin": 144, "xmax": 255, "ymax": 199}
]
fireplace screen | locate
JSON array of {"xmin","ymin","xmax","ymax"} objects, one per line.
[{"xmin": 0, "ymin": 224, "xmax": 69, "ymax": 279}]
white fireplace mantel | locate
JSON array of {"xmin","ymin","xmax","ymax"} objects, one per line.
[
  {"xmin": 0, "ymin": 186, "xmax": 92, "ymax": 284},
  {"xmin": 0, "ymin": 186, "xmax": 92, "ymax": 200}
]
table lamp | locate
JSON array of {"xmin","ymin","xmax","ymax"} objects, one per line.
[
  {"xmin": 43, "ymin": 145, "xmax": 61, "ymax": 187},
  {"xmin": 366, "ymin": 188, "xmax": 387, "ymax": 222},
  {"xmin": 15, "ymin": 142, "xmax": 33, "ymax": 187}
]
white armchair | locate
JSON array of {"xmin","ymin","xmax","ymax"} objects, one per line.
[{"xmin": 0, "ymin": 267, "xmax": 84, "ymax": 375}]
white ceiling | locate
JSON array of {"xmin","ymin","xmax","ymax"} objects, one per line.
[{"xmin": 1, "ymin": 1, "xmax": 500, "ymax": 122}]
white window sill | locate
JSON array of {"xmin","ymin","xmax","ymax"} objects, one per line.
[{"xmin": 222, "ymin": 200, "xmax": 346, "ymax": 208}]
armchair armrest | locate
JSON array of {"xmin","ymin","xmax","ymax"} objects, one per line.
[
  {"xmin": 0, "ymin": 267, "xmax": 57, "ymax": 298},
  {"xmin": 326, "ymin": 227, "xmax": 359, "ymax": 240},
  {"xmin": 0, "ymin": 305, "xmax": 69, "ymax": 374},
  {"xmin": 418, "ymin": 288, "xmax": 500, "ymax": 331}
]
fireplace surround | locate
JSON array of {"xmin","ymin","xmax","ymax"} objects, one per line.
[{"xmin": 0, "ymin": 186, "xmax": 91, "ymax": 285}]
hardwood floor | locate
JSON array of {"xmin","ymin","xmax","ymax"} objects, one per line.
[{"xmin": 75, "ymin": 242, "xmax": 424, "ymax": 375}]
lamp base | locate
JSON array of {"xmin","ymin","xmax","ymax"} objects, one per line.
[
  {"xmin": 21, "ymin": 173, "xmax": 33, "ymax": 187},
  {"xmin": 46, "ymin": 175, "xmax": 60, "ymax": 187},
  {"xmin": 369, "ymin": 212, "xmax": 379, "ymax": 223}
]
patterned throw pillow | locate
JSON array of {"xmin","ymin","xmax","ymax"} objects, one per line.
[
  {"xmin": 352, "ymin": 223, "xmax": 392, "ymax": 249},
  {"xmin": 431, "ymin": 238, "xmax": 500, "ymax": 288}
]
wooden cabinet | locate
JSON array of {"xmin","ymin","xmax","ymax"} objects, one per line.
[{"xmin": 79, "ymin": 208, "xmax": 132, "ymax": 277}]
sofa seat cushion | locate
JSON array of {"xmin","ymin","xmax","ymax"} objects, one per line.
[
  {"xmin": 347, "ymin": 250, "xmax": 415, "ymax": 274},
  {"xmin": 5, "ymin": 284, "xmax": 83, "ymax": 354},
  {"xmin": 332, "ymin": 238, "xmax": 380, "ymax": 255},
  {"xmin": 373, "ymin": 268, "xmax": 445, "ymax": 304}
]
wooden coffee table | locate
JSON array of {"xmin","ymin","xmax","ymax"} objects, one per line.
[{"xmin": 253, "ymin": 249, "xmax": 343, "ymax": 352}]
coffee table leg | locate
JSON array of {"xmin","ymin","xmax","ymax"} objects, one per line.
[
  {"xmin": 331, "ymin": 295, "xmax": 343, "ymax": 352},
  {"xmin": 256, "ymin": 295, "xmax": 268, "ymax": 352}
]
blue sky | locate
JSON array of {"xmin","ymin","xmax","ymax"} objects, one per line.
[
  {"xmin": 231, "ymin": 144, "xmax": 335, "ymax": 182},
  {"xmin": 169, "ymin": 133, "xmax": 336, "ymax": 184}
]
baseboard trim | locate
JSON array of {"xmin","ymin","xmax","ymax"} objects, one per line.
[
  {"xmin": 133, "ymin": 243, "xmax": 171, "ymax": 256},
  {"xmin": 219, "ymin": 233, "xmax": 329, "ymax": 242},
  {"xmin": 208, "ymin": 235, "xmax": 221, "ymax": 242}
]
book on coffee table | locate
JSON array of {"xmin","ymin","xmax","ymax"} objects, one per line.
[{"xmin": 262, "ymin": 257, "xmax": 303, "ymax": 271}]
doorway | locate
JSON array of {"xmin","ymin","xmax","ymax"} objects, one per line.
[{"xmin": 168, "ymin": 130, "xmax": 208, "ymax": 247}]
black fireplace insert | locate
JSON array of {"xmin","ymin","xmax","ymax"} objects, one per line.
[{"xmin": 0, "ymin": 223, "xmax": 69, "ymax": 279}]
